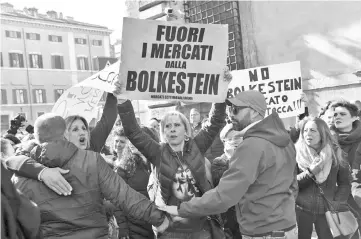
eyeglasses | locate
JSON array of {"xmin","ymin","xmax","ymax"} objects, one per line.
[{"xmin": 227, "ymin": 105, "xmax": 249, "ymax": 115}]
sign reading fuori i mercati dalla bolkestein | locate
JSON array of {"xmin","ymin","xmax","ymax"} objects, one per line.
[{"xmin": 119, "ymin": 17, "xmax": 229, "ymax": 103}]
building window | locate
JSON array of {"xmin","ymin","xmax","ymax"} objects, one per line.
[
  {"xmin": 48, "ymin": 35, "xmax": 62, "ymax": 42},
  {"xmin": 51, "ymin": 55, "xmax": 64, "ymax": 69},
  {"xmin": 37, "ymin": 112, "xmax": 45, "ymax": 117},
  {"xmin": 29, "ymin": 54, "xmax": 43, "ymax": 68},
  {"xmin": 33, "ymin": 89, "xmax": 46, "ymax": 103},
  {"xmin": 77, "ymin": 56, "xmax": 89, "ymax": 70},
  {"xmin": 9, "ymin": 53, "xmax": 24, "ymax": 68},
  {"xmin": 92, "ymin": 57, "xmax": 99, "ymax": 71},
  {"xmin": 54, "ymin": 89, "xmax": 64, "ymax": 101},
  {"xmin": 1, "ymin": 115, "xmax": 10, "ymax": 134},
  {"xmin": 92, "ymin": 40, "xmax": 102, "ymax": 46},
  {"xmin": 185, "ymin": 1, "xmax": 244, "ymax": 70},
  {"xmin": 13, "ymin": 89, "xmax": 28, "ymax": 104},
  {"xmin": 0, "ymin": 52, "xmax": 3, "ymax": 67},
  {"xmin": 26, "ymin": 33, "xmax": 40, "ymax": 40},
  {"xmin": 1, "ymin": 89, "xmax": 7, "ymax": 104},
  {"xmin": 75, "ymin": 38, "xmax": 87, "ymax": 45},
  {"xmin": 5, "ymin": 30, "xmax": 21, "ymax": 39}
]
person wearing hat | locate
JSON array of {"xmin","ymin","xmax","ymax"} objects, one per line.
[
  {"xmin": 7, "ymin": 113, "xmax": 170, "ymax": 239},
  {"xmin": 159, "ymin": 90, "xmax": 298, "ymax": 239}
]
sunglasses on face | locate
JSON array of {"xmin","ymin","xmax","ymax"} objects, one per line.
[{"xmin": 227, "ymin": 105, "xmax": 249, "ymax": 115}]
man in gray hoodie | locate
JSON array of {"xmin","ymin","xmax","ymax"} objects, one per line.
[{"xmin": 160, "ymin": 90, "xmax": 298, "ymax": 239}]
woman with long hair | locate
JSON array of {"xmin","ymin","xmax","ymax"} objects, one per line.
[
  {"xmin": 5, "ymin": 93, "xmax": 118, "ymax": 195},
  {"xmin": 117, "ymin": 98, "xmax": 226, "ymax": 239},
  {"xmin": 295, "ymin": 117, "xmax": 352, "ymax": 239}
]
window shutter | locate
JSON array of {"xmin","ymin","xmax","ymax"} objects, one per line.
[
  {"xmin": 60, "ymin": 56, "xmax": 64, "ymax": 69},
  {"xmin": 48, "ymin": 35, "xmax": 52, "ymax": 41},
  {"xmin": 29, "ymin": 54, "xmax": 33, "ymax": 68},
  {"xmin": 36, "ymin": 34, "xmax": 40, "ymax": 40},
  {"xmin": 9, "ymin": 53, "xmax": 13, "ymax": 67},
  {"xmin": 12, "ymin": 89, "xmax": 17, "ymax": 103},
  {"xmin": 84, "ymin": 39, "xmax": 87, "ymax": 44},
  {"xmin": 1, "ymin": 89, "xmax": 7, "ymax": 104},
  {"xmin": 16, "ymin": 32, "xmax": 21, "ymax": 38},
  {"xmin": 33, "ymin": 89, "xmax": 37, "ymax": 103},
  {"xmin": 85, "ymin": 57, "xmax": 89, "ymax": 70},
  {"xmin": 51, "ymin": 56, "xmax": 55, "ymax": 68},
  {"xmin": 5, "ymin": 31, "xmax": 9, "ymax": 37},
  {"xmin": 59, "ymin": 36, "xmax": 62, "ymax": 42},
  {"xmin": 19, "ymin": 54, "xmax": 24, "ymax": 68},
  {"xmin": 39, "ymin": 55, "xmax": 43, "ymax": 68},
  {"xmin": 43, "ymin": 90, "xmax": 47, "ymax": 103},
  {"xmin": 77, "ymin": 57, "xmax": 80, "ymax": 70},
  {"xmin": 54, "ymin": 90, "xmax": 58, "ymax": 102},
  {"xmin": 26, "ymin": 33, "xmax": 30, "ymax": 39},
  {"xmin": 23, "ymin": 89, "xmax": 28, "ymax": 104}
]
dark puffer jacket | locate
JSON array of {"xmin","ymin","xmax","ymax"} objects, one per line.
[
  {"xmin": 296, "ymin": 161, "xmax": 351, "ymax": 214},
  {"xmin": 118, "ymin": 100, "xmax": 226, "ymax": 233},
  {"xmin": 11, "ymin": 140, "xmax": 165, "ymax": 239}
]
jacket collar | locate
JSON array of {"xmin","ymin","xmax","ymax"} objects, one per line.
[{"xmin": 32, "ymin": 139, "xmax": 79, "ymax": 168}]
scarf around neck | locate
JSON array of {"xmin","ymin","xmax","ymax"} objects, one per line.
[{"xmin": 296, "ymin": 143, "xmax": 333, "ymax": 183}]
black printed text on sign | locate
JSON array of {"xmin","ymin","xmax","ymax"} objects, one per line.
[{"xmin": 119, "ymin": 17, "xmax": 228, "ymax": 102}]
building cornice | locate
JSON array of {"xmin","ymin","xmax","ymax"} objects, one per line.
[{"xmin": 1, "ymin": 16, "xmax": 113, "ymax": 35}]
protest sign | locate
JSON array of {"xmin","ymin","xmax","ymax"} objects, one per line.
[
  {"xmin": 119, "ymin": 17, "xmax": 229, "ymax": 103},
  {"xmin": 52, "ymin": 61, "xmax": 120, "ymax": 122},
  {"xmin": 228, "ymin": 61, "xmax": 304, "ymax": 118}
]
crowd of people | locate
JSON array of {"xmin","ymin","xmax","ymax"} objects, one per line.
[{"xmin": 1, "ymin": 71, "xmax": 361, "ymax": 239}]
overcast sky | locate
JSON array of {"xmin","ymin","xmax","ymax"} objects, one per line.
[{"xmin": 6, "ymin": 0, "xmax": 127, "ymax": 42}]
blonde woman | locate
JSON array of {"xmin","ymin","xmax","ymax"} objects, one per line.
[
  {"xmin": 117, "ymin": 99, "xmax": 227, "ymax": 239},
  {"xmin": 296, "ymin": 117, "xmax": 352, "ymax": 239}
]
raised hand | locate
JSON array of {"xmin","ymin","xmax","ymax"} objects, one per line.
[
  {"xmin": 40, "ymin": 167, "xmax": 72, "ymax": 196},
  {"xmin": 223, "ymin": 66, "xmax": 233, "ymax": 83}
]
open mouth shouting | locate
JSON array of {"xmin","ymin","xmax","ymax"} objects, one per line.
[{"xmin": 79, "ymin": 136, "xmax": 87, "ymax": 147}]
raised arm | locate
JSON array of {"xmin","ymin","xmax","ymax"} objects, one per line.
[
  {"xmin": 117, "ymin": 100, "xmax": 161, "ymax": 167},
  {"xmin": 90, "ymin": 93, "xmax": 118, "ymax": 152},
  {"xmin": 194, "ymin": 102, "xmax": 227, "ymax": 155}
]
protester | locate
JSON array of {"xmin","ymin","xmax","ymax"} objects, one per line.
[
  {"xmin": 148, "ymin": 118, "xmax": 160, "ymax": 136},
  {"xmin": 9, "ymin": 113, "xmax": 170, "ymax": 239},
  {"xmin": 159, "ymin": 90, "xmax": 299, "ymax": 239},
  {"xmin": 117, "ymin": 95, "xmax": 226, "ymax": 238},
  {"xmin": 295, "ymin": 117, "xmax": 352, "ymax": 239},
  {"xmin": 4, "ymin": 93, "xmax": 119, "ymax": 196},
  {"xmin": 3, "ymin": 133, "xmax": 21, "ymax": 146},
  {"xmin": 105, "ymin": 126, "xmax": 159, "ymax": 239},
  {"xmin": 7, "ymin": 114, "xmax": 34, "ymax": 136},
  {"xmin": 330, "ymin": 100, "xmax": 361, "ymax": 239},
  {"xmin": 190, "ymin": 108, "xmax": 202, "ymax": 136},
  {"xmin": 319, "ymin": 101, "xmax": 335, "ymax": 128},
  {"xmin": 211, "ymin": 123, "xmax": 243, "ymax": 239},
  {"xmin": 350, "ymin": 100, "xmax": 361, "ymax": 118},
  {"xmin": 1, "ymin": 138, "xmax": 41, "ymax": 239}
]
